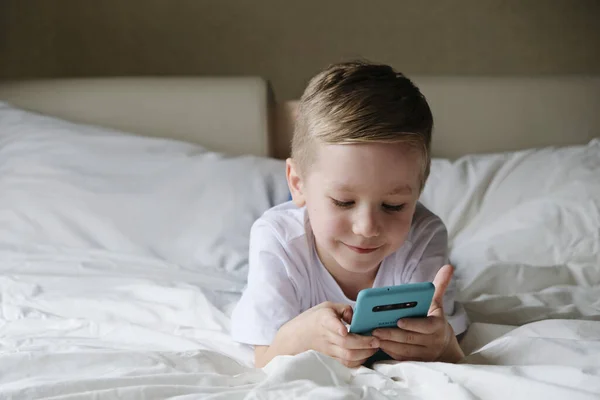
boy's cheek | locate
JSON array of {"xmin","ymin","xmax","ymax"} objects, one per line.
[
  {"xmin": 311, "ymin": 204, "xmax": 345, "ymax": 229},
  {"xmin": 323, "ymin": 215, "xmax": 349, "ymax": 236},
  {"xmin": 316, "ymin": 222, "xmax": 343, "ymax": 243}
]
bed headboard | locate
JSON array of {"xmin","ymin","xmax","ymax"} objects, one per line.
[
  {"xmin": 0, "ymin": 77, "xmax": 273, "ymax": 157},
  {"xmin": 1, "ymin": 76, "xmax": 599, "ymax": 160},
  {"xmin": 415, "ymin": 76, "xmax": 600, "ymax": 159},
  {"xmin": 273, "ymin": 76, "xmax": 600, "ymax": 160}
]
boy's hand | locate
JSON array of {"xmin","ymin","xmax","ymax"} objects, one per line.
[
  {"xmin": 273, "ymin": 301, "xmax": 380, "ymax": 368},
  {"xmin": 371, "ymin": 264, "xmax": 464, "ymax": 362}
]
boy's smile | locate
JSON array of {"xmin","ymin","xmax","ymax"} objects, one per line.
[
  {"xmin": 287, "ymin": 141, "xmax": 423, "ymax": 296},
  {"xmin": 343, "ymin": 243, "xmax": 381, "ymax": 254}
]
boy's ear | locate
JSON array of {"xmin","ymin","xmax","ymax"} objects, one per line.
[{"xmin": 286, "ymin": 158, "xmax": 306, "ymax": 207}]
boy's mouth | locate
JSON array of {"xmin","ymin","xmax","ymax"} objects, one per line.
[{"xmin": 344, "ymin": 243, "xmax": 381, "ymax": 254}]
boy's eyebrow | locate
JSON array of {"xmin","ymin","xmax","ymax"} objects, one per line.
[
  {"xmin": 331, "ymin": 184, "xmax": 414, "ymax": 195},
  {"xmin": 388, "ymin": 184, "xmax": 413, "ymax": 195},
  {"xmin": 330, "ymin": 184, "xmax": 355, "ymax": 193}
]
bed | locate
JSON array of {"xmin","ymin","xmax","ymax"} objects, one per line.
[{"xmin": 0, "ymin": 75, "xmax": 599, "ymax": 399}]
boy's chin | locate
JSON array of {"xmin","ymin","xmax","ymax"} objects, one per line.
[{"xmin": 337, "ymin": 256, "xmax": 383, "ymax": 275}]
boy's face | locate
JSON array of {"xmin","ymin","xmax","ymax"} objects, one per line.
[{"xmin": 287, "ymin": 142, "xmax": 422, "ymax": 278}]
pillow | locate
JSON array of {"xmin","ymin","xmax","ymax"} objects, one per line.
[
  {"xmin": 0, "ymin": 102, "xmax": 290, "ymax": 281},
  {"xmin": 420, "ymin": 138, "xmax": 600, "ymax": 290}
]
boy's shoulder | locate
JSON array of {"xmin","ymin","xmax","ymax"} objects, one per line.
[
  {"xmin": 413, "ymin": 201, "xmax": 445, "ymax": 223},
  {"xmin": 249, "ymin": 202, "xmax": 314, "ymax": 289},
  {"xmin": 409, "ymin": 202, "xmax": 447, "ymax": 240},
  {"xmin": 252, "ymin": 201, "xmax": 309, "ymax": 246}
]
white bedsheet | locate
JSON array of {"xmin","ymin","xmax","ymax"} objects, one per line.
[
  {"xmin": 1, "ymin": 244, "xmax": 599, "ymax": 400},
  {"xmin": 0, "ymin": 104, "xmax": 599, "ymax": 399}
]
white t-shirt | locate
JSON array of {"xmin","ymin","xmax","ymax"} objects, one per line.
[{"xmin": 231, "ymin": 201, "xmax": 469, "ymax": 346}]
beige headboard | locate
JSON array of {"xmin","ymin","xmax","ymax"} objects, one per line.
[
  {"xmin": 273, "ymin": 76, "xmax": 600, "ymax": 160},
  {"xmin": 1, "ymin": 76, "xmax": 599, "ymax": 160},
  {"xmin": 0, "ymin": 77, "xmax": 273, "ymax": 157}
]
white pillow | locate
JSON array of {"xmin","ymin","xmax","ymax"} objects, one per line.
[
  {"xmin": 420, "ymin": 138, "xmax": 600, "ymax": 289},
  {"xmin": 0, "ymin": 102, "xmax": 290, "ymax": 280}
]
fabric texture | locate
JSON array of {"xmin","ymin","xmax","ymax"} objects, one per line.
[
  {"xmin": 1, "ymin": 100, "xmax": 599, "ymax": 399},
  {"xmin": 0, "ymin": 101, "xmax": 290, "ymax": 280}
]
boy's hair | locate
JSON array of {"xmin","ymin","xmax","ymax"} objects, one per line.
[{"xmin": 292, "ymin": 60, "xmax": 433, "ymax": 188}]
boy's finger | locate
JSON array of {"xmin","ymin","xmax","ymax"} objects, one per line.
[
  {"xmin": 379, "ymin": 340, "xmax": 432, "ymax": 361},
  {"xmin": 394, "ymin": 315, "xmax": 440, "ymax": 334},
  {"xmin": 429, "ymin": 264, "xmax": 454, "ymax": 315},
  {"xmin": 371, "ymin": 327, "xmax": 431, "ymax": 346},
  {"xmin": 319, "ymin": 301, "xmax": 353, "ymax": 320},
  {"xmin": 329, "ymin": 344, "xmax": 379, "ymax": 363},
  {"xmin": 332, "ymin": 302, "xmax": 353, "ymax": 316},
  {"xmin": 341, "ymin": 307, "xmax": 353, "ymax": 325},
  {"xmin": 322, "ymin": 312, "xmax": 350, "ymax": 336},
  {"xmin": 328, "ymin": 330, "xmax": 380, "ymax": 349}
]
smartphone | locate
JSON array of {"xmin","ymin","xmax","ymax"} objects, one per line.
[{"xmin": 349, "ymin": 282, "xmax": 434, "ymax": 335}]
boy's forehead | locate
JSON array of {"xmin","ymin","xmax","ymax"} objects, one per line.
[
  {"xmin": 312, "ymin": 143, "xmax": 422, "ymax": 190},
  {"xmin": 314, "ymin": 142, "xmax": 422, "ymax": 168}
]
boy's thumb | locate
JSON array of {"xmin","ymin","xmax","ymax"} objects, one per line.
[
  {"xmin": 328, "ymin": 302, "xmax": 353, "ymax": 323},
  {"xmin": 429, "ymin": 264, "xmax": 454, "ymax": 315}
]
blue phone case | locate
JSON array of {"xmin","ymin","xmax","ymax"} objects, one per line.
[{"xmin": 349, "ymin": 282, "xmax": 434, "ymax": 335}]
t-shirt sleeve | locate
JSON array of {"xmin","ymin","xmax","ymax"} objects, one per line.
[
  {"xmin": 403, "ymin": 210, "xmax": 470, "ymax": 336},
  {"xmin": 230, "ymin": 220, "xmax": 302, "ymax": 346}
]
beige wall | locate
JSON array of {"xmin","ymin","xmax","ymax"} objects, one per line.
[{"xmin": 1, "ymin": 0, "xmax": 599, "ymax": 100}]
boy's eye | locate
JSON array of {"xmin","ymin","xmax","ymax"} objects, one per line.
[
  {"xmin": 331, "ymin": 198, "xmax": 354, "ymax": 208},
  {"xmin": 382, "ymin": 203, "xmax": 405, "ymax": 212}
]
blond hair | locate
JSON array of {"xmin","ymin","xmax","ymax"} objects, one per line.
[{"xmin": 291, "ymin": 60, "xmax": 433, "ymax": 188}]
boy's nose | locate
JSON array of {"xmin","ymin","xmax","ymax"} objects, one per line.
[{"xmin": 352, "ymin": 211, "xmax": 380, "ymax": 238}]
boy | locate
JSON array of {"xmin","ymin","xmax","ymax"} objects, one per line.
[{"xmin": 231, "ymin": 61, "xmax": 469, "ymax": 368}]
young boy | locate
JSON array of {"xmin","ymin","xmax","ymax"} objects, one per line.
[{"xmin": 231, "ymin": 61, "xmax": 469, "ymax": 368}]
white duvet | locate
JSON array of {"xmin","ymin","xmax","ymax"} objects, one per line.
[
  {"xmin": 0, "ymin": 104, "xmax": 599, "ymax": 399},
  {"xmin": 1, "ymin": 246, "xmax": 599, "ymax": 400}
]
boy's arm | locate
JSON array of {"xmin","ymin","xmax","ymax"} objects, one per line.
[
  {"xmin": 253, "ymin": 321, "xmax": 301, "ymax": 368},
  {"xmin": 253, "ymin": 302, "xmax": 379, "ymax": 368},
  {"xmin": 437, "ymin": 327, "xmax": 466, "ymax": 363},
  {"xmin": 254, "ymin": 346, "xmax": 270, "ymax": 368},
  {"xmin": 253, "ymin": 323, "xmax": 300, "ymax": 368},
  {"xmin": 230, "ymin": 221, "xmax": 304, "ymax": 353}
]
